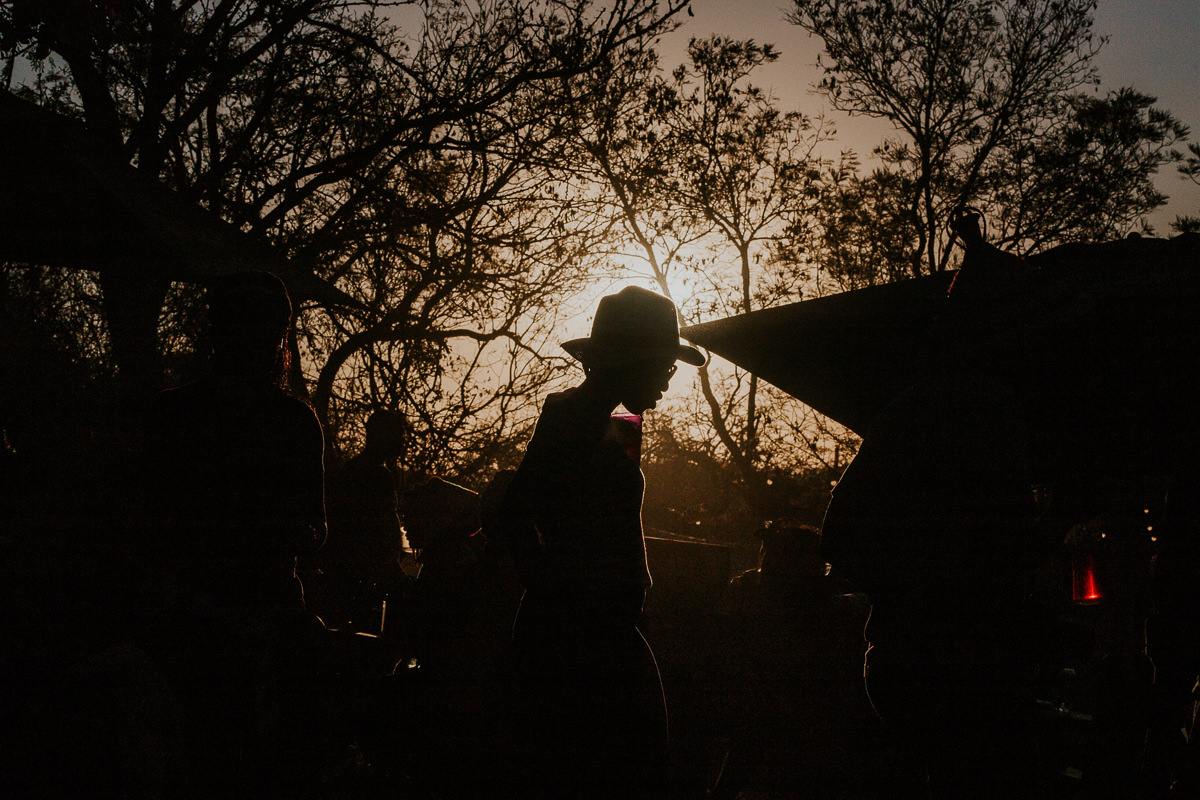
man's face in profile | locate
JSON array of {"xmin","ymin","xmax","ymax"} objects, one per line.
[{"xmin": 618, "ymin": 358, "xmax": 677, "ymax": 414}]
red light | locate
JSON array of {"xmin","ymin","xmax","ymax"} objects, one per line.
[{"xmin": 1071, "ymin": 554, "xmax": 1103, "ymax": 603}]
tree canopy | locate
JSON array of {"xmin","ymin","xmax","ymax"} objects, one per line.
[
  {"xmin": 2, "ymin": 0, "xmax": 1194, "ymax": 529},
  {"xmin": 786, "ymin": 0, "xmax": 1188, "ymax": 275},
  {"xmin": 1, "ymin": 0, "xmax": 690, "ymax": 476}
]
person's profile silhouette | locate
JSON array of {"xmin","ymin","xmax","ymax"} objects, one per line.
[{"xmin": 498, "ymin": 286, "xmax": 703, "ymax": 799}]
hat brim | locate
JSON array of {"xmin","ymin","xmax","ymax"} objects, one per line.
[{"xmin": 562, "ymin": 338, "xmax": 706, "ymax": 367}]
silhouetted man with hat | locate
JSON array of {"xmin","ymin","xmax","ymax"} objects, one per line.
[{"xmin": 498, "ymin": 286, "xmax": 704, "ymax": 799}]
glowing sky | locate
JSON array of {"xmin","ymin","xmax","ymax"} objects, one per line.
[{"xmin": 668, "ymin": 0, "xmax": 1200, "ymax": 232}]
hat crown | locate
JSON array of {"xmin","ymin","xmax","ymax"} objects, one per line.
[
  {"xmin": 562, "ymin": 286, "xmax": 706, "ymax": 367},
  {"xmin": 589, "ymin": 286, "xmax": 680, "ymax": 349}
]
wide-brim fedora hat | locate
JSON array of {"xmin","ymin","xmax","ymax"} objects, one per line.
[{"xmin": 562, "ymin": 286, "xmax": 706, "ymax": 367}]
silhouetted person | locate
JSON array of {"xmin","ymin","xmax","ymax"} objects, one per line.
[
  {"xmin": 479, "ymin": 468, "xmax": 524, "ymax": 647},
  {"xmin": 144, "ymin": 271, "xmax": 327, "ymax": 796},
  {"xmin": 394, "ymin": 476, "xmax": 490, "ymax": 791},
  {"xmin": 319, "ymin": 409, "xmax": 408, "ymax": 632},
  {"xmin": 400, "ymin": 475, "xmax": 484, "ymax": 664},
  {"xmin": 498, "ymin": 286, "xmax": 704, "ymax": 799},
  {"xmin": 1147, "ymin": 456, "xmax": 1200, "ymax": 794},
  {"xmin": 709, "ymin": 520, "xmax": 876, "ymax": 800},
  {"xmin": 821, "ymin": 375, "xmax": 1040, "ymax": 798}
]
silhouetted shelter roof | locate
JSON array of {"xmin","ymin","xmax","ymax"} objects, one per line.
[
  {"xmin": 0, "ymin": 92, "xmax": 363, "ymax": 310},
  {"xmin": 682, "ymin": 274, "xmax": 955, "ymax": 436},
  {"xmin": 682, "ymin": 233, "xmax": 1200, "ymax": 481}
]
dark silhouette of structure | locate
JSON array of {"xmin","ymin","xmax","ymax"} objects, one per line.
[
  {"xmin": 0, "ymin": 92, "xmax": 364, "ymax": 397},
  {"xmin": 682, "ymin": 217, "xmax": 1200, "ymax": 798},
  {"xmin": 497, "ymin": 286, "xmax": 703, "ymax": 799}
]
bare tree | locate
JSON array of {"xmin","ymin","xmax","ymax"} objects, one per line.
[
  {"xmin": 2, "ymin": 0, "xmax": 689, "ymax": 468},
  {"xmin": 984, "ymin": 88, "xmax": 1188, "ymax": 249},
  {"xmin": 787, "ymin": 0, "xmax": 1103, "ymax": 273},
  {"xmin": 570, "ymin": 35, "xmax": 841, "ymax": 523},
  {"xmin": 774, "ymin": 155, "xmax": 920, "ymax": 292},
  {"xmin": 662, "ymin": 37, "xmax": 836, "ymax": 517},
  {"xmin": 562, "ymin": 42, "xmax": 715, "ymax": 299},
  {"xmin": 307, "ymin": 105, "xmax": 615, "ymax": 477}
]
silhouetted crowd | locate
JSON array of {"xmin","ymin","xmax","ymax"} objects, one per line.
[{"xmin": 3, "ymin": 272, "xmax": 1200, "ymax": 800}]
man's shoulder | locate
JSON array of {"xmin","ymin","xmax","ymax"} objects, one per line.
[
  {"xmin": 534, "ymin": 388, "xmax": 603, "ymax": 437},
  {"xmin": 538, "ymin": 388, "xmax": 578, "ymax": 417},
  {"xmin": 511, "ymin": 391, "xmax": 588, "ymax": 481}
]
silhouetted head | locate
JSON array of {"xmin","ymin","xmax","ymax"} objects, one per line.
[
  {"xmin": 363, "ymin": 409, "xmax": 407, "ymax": 464},
  {"xmin": 757, "ymin": 518, "xmax": 825, "ymax": 580},
  {"xmin": 562, "ymin": 286, "xmax": 705, "ymax": 413},
  {"xmin": 207, "ymin": 271, "xmax": 291, "ymax": 381}
]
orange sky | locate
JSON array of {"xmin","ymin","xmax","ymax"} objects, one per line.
[{"xmin": 669, "ymin": 0, "xmax": 1200, "ymax": 232}]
